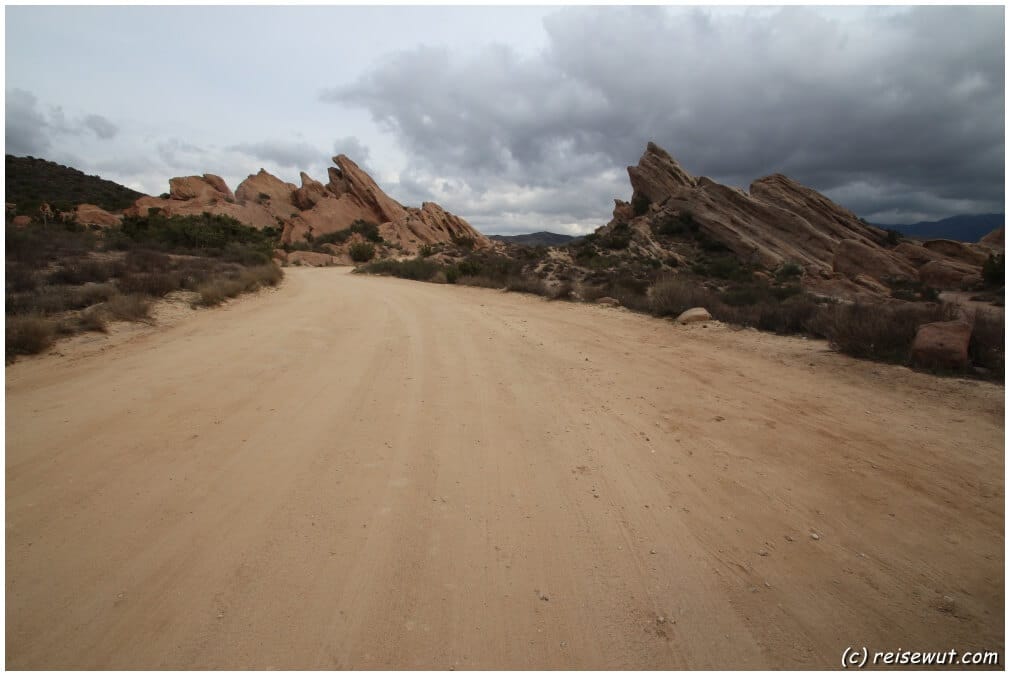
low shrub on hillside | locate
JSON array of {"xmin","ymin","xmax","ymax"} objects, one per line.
[
  {"xmin": 808, "ymin": 302, "xmax": 957, "ymax": 363},
  {"xmin": 6, "ymin": 313, "xmax": 57, "ymax": 357}
]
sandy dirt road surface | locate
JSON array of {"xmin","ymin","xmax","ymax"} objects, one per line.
[{"xmin": 6, "ymin": 267, "xmax": 1004, "ymax": 669}]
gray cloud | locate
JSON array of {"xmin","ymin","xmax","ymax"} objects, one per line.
[
  {"xmin": 84, "ymin": 114, "xmax": 118, "ymax": 139},
  {"xmin": 325, "ymin": 6, "xmax": 1004, "ymax": 233},
  {"xmin": 333, "ymin": 135, "xmax": 370, "ymax": 164},
  {"xmin": 228, "ymin": 140, "xmax": 323, "ymax": 169},
  {"xmin": 6, "ymin": 88, "xmax": 123, "ymax": 160},
  {"xmin": 6, "ymin": 88, "xmax": 52, "ymax": 155}
]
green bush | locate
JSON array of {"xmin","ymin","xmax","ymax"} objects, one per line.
[
  {"xmin": 349, "ymin": 242, "xmax": 376, "ymax": 262},
  {"xmin": 358, "ymin": 258, "xmax": 442, "ymax": 281}
]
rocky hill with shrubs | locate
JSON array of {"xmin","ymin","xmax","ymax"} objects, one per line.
[{"xmin": 6, "ymin": 155, "xmax": 145, "ymax": 215}]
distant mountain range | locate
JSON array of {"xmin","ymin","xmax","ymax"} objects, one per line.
[
  {"xmin": 875, "ymin": 213, "xmax": 1004, "ymax": 243},
  {"xmin": 489, "ymin": 231, "xmax": 579, "ymax": 247}
]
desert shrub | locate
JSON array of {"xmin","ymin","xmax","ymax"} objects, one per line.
[
  {"xmin": 968, "ymin": 310, "xmax": 1004, "ymax": 374},
  {"xmin": 349, "ymin": 242, "xmax": 376, "ymax": 262},
  {"xmin": 222, "ymin": 241, "xmax": 270, "ymax": 266},
  {"xmin": 808, "ymin": 302, "xmax": 957, "ymax": 363},
  {"xmin": 504, "ymin": 275, "xmax": 548, "ymax": 296},
  {"xmin": 649, "ymin": 276, "xmax": 716, "ymax": 317},
  {"xmin": 358, "ymin": 258, "xmax": 441, "ymax": 281},
  {"xmin": 456, "ymin": 275, "xmax": 502, "ymax": 288},
  {"xmin": 48, "ymin": 258, "xmax": 124, "ymax": 285},
  {"xmin": 451, "ymin": 233, "xmax": 476, "ymax": 250},
  {"xmin": 419, "ymin": 244, "xmax": 434, "ymax": 258},
  {"xmin": 6, "ymin": 283, "xmax": 117, "ymax": 315},
  {"xmin": 119, "ymin": 212, "xmax": 273, "ymax": 257},
  {"xmin": 349, "ymin": 219, "xmax": 383, "ymax": 243},
  {"xmin": 775, "ymin": 261, "xmax": 803, "ymax": 281},
  {"xmin": 654, "ymin": 210, "xmax": 696, "ymax": 237},
  {"xmin": 6, "ymin": 222, "xmax": 97, "ymax": 266},
  {"xmin": 982, "ymin": 253, "xmax": 1004, "ymax": 288},
  {"xmin": 77, "ymin": 306, "xmax": 108, "ymax": 333},
  {"xmin": 6, "ymin": 262, "xmax": 40, "ymax": 292},
  {"xmin": 124, "ymin": 248, "xmax": 172, "ymax": 271},
  {"xmin": 116, "ymin": 271, "xmax": 182, "ymax": 297},
  {"xmin": 444, "ymin": 266, "xmax": 460, "ymax": 284},
  {"xmin": 599, "ymin": 222, "xmax": 632, "ymax": 250},
  {"xmin": 101, "ymin": 294, "xmax": 152, "ymax": 321},
  {"xmin": 693, "ymin": 254, "xmax": 748, "ymax": 281},
  {"xmin": 193, "ymin": 265, "xmax": 280, "ymax": 307},
  {"xmin": 6, "ymin": 313, "xmax": 56, "ymax": 357}
]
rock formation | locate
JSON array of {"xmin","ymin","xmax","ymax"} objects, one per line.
[
  {"xmin": 124, "ymin": 154, "xmax": 487, "ymax": 257},
  {"xmin": 588, "ymin": 142, "xmax": 992, "ymax": 299}
]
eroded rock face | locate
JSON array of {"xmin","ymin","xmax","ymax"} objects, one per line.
[
  {"xmin": 911, "ymin": 320, "xmax": 972, "ymax": 370},
  {"xmin": 287, "ymin": 250, "xmax": 339, "ymax": 267},
  {"xmin": 833, "ymin": 239, "xmax": 917, "ymax": 283},
  {"xmin": 74, "ymin": 204, "xmax": 120, "ymax": 228},
  {"xmin": 169, "ymin": 176, "xmax": 229, "ymax": 202},
  {"xmin": 918, "ymin": 259, "xmax": 983, "ymax": 290},
  {"xmin": 921, "ymin": 239, "xmax": 989, "ymax": 267}
]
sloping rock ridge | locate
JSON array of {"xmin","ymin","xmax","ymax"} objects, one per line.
[{"xmin": 591, "ymin": 142, "xmax": 991, "ymax": 298}]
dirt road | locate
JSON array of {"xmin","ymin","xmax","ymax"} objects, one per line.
[{"xmin": 6, "ymin": 268, "xmax": 1004, "ymax": 669}]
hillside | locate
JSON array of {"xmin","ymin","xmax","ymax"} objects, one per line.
[
  {"xmin": 5, "ymin": 155, "xmax": 146, "ymax": 214},
  {"xmin": 879, "ymin": 214, "xmax": 1005, "ymax": 243},
  {"xmin": 489, "ymin": 231, "xmax": 577, "ymax": 247}
]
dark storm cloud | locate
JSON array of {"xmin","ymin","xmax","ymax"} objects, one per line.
[
  {"xmin": 6, "ymin": 89, "xmax": 122, "ymax": 156},
  {"xmin": 324, "ymin": 6, "xmax": 1004, "ymax": 232},
  {"xmin": 228, "ymin": 140, "xmax": 324, "ymax": 169}
]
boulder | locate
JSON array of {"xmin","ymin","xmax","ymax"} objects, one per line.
[
  {"xmin": 911, "ymin": 321, "xmax": 972, "ymax": 370},
  {"xmin": 596, "ymin": 296, "xmax": 621, "ymax": 306},
  {"xmin": 833, "ymin": 239, "xmax": 917, "ymax": 283},
  {"xmin": 11, "ymin": 215, "xmax": 31, "ymax": 227},
  {"xmin": 918, "ymin": 259, "xmax": 982, "ymax": 290},
  {"xmin": 75, "ymin": 203, "xmax": 121, "ymax": 228},
  {"xmin": 169, "ymin": 175, "xmax": 229, "ymax": 202},
  {"xmin": 676, "ymin": 307, "xmax": 712, "ymax": 324},
  {"xmin": 272, "ymin": 249, "xmax": 288, "ymax": 264}
]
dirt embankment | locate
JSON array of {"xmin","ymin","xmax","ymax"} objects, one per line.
[{"xmin": 6, "ymin": 268, "xmax": 1004, "ymax": 669}]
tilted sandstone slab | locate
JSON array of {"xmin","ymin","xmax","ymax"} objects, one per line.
[{"xmin": 74, "ymin": 203, "xmax": 121, "ymax": 228}]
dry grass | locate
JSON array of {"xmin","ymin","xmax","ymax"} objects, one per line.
[
  {"xmin": 6, "ymin": 314, "xmax": 57, "ymax": 358},
  {"xmin": 101, "ymin": 294, "xmax": 152, "ymax": 322},
  {"xmin": 196, "ymin": 264, "xmax": 283, "ymax": 307}
]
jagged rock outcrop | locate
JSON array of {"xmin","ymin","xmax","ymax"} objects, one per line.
[
  {"xmin": 124, "ymin": 154, "xmax": 487, "ymax": 257},
  {"xmin": 589, "ymin": 142, "xmax": 990, "ymax": 298},
  {"xmin": 291, "ymin": 172, "xmax": 327, "ymax": 210}
]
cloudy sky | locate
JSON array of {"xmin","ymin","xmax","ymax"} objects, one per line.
[{"xmin": 5, "ymin": 5, "xmax": 1004, "ymax": 234}]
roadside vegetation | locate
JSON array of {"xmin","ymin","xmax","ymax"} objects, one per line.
[
  {"xmin": 6, "ymin": 212, "xmax": 283, "ymax": 361},
  {"xmin": 356, "ymin": 245, "xmax": 1003, "ymax": 379}
]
